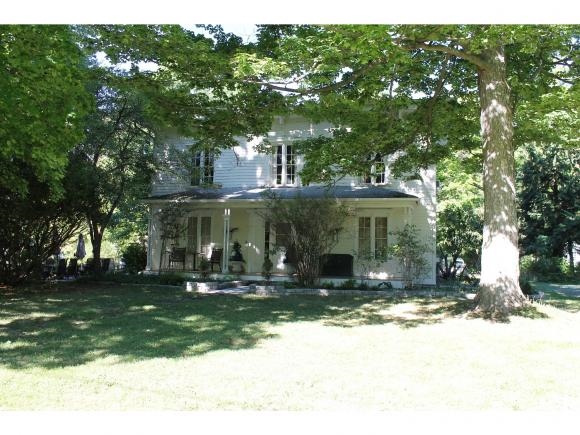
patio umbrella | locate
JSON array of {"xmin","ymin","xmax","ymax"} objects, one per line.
[{"xmin": 75, "ymin": 234, "xmax": 86, "ymax": 260}]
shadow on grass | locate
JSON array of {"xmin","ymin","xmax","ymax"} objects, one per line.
[
  {"xmin": 321, "ymin": 297, "xmax": 474, "ymax": 329},
  {"xmin": 466, "ymin": 305, "xmax": 550, "ymax": 323},
  {"xmin": 0, "ymin": 282, "xmax": 564, "ymax": 369}
]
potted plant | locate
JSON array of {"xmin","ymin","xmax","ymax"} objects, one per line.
[
  {"xmin": 229, "ymin": 241, "xmax": 245, "ymax": 274},
  {"xmin": 199, "ymin": 257, "xmax": 210, "ymax": 279}
]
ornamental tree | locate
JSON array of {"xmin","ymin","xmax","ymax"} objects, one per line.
[{"xmin": 260, "ymin": 191, "xmax": 348, "ymax": 287}]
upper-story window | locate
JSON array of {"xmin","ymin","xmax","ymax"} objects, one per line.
[
  {"xmin": 274, "ymin": 144, "xmax": 296, "ymax": 186},
  {"xmin": 191, "ymin": 151, "xmax": 214, "ymax": 186},
  {"xmin": 364, "ymin": 153, "xmax": 386, "ymax": 185}
]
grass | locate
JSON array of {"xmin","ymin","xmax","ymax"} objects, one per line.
[{"xmin": 1, "ymin": 281, "xmax": 579, "ymax": 410}]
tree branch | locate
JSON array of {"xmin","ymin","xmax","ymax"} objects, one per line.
[
  {"xmin": 396, "ymin": 39, "xmax": 490, "ymax": 70},
  {"xmin": 246, "ymin": 59, "xmax": 384, "ymax": 95},
  {"xmin": 547, "ymin": 72, "xmax": 575, "ymax": 85}
]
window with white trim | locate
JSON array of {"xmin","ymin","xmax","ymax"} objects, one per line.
[
  {"xmin": 358, "ymin": 217, "xmax": 371, "ymax": 255},
  {"xmin": 191, "ymin": 151, "xmax": 214, "ymax": 186},
  {"xmin": 358, "ymin": 216, "xmax": 388, "ymax": 259},
  {"xmin": 363, "ymin": 153, "xmax": 386, "ymax": 185},
  {"xmin": 375, "ymin": 217, "xmax": 388, "ymax": 257},
  {"xmin": 274, "ymin": 144, "xmax": 296, "ymax": 185},
  {"xmin": 187, "ymin": 215, "xmax": 212, "ymax": 255}
]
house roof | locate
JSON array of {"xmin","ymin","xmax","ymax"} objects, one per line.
[{"xmin": 146, "ymin": 185, "xmax": 418, "ymax": 202}]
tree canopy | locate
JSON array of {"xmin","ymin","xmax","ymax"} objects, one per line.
[
  {"xmin": 0, "ymin": 25, "xmax": 91, "ymax": 197},
  {"xmin": 235, "ymin": 24, "xmax": 579, "ymax": 313}
]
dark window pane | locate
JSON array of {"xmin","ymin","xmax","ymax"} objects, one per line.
[{"xmin": 276, "ymin": 145, "xmax": 283, "ymax": 184}]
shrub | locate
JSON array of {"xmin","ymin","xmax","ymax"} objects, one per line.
[
  {"xmin": 531, "ymin": 257, "xmax": 567, "ymax": 276},
  {"xmin": 158, "ymin": 273, "xmax": 185, "ymax": 286},
  {"xmin": 519, "ymin": 255, "xmax": 536, "ymax": 278},
  {"xmin": 320, "ymin": 281, "xmax": 335, "ymax": 289},
  {"xmin": 199, "ymin": 257, "xmax": 210, "ymax": 279},
  {"xmin": 77, "ymin": 272, "xmax": 182, "ymax": 286},
  {"xmin": 262, "ymin": 257, "xmax": 273, "ymax": 281},
  {"xmin": 261, "ymin": 191, "xmax": 348, "ymax": 288},
  {"xmin": 389, "ymin": 224, "xmax": 431, "ymax": 289},
  {"xmin": 520, "ymin": 255, "xmax": 575, "ymax": 282},
  {"xmin": 338, "ymin": 279, "xmax": 358, "ymax": 290},
  {"xmin": 121, "ymin": 243, "xmax": 147, "ymax": 274}
]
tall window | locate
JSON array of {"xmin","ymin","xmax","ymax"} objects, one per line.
[
  {"xmin": 191, "ymin": 151, "xmax": 214, "ymax": 186},
  {"xmin": 187, "ymin": 216, "xmax": 212, "ymax": 255},
  {"xmin": 364, "ymin": 154, "xmax": 386, "ymax": 185},
  {"xmin": 358, "ymin": 216, "xmax": 388, "ymax": 259},
  {"xmin": 264, "ymin": 220, "xmax": 271, "ymax": 259},
  {"xmin": 200, "ymin": 216, "xmax": 211, "ymax": 255},
  {"xmin": 274, "ymin": 144, "xmax": 296, "ymax": 185},
  {"xmin": 375, "ymin": 217, "xmax": 388, "ymax": 258},
  {"xmin": 187, "ymin": 216, "xmax": 198, "ymax": 252},
  {"xmin": 358, "ymin": 217, "xmax": 371, "ymax": 255}
]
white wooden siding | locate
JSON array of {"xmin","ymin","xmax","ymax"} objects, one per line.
[{"xmin": 150, "ymin": 117, "xmax": 436, "ymax": 212}]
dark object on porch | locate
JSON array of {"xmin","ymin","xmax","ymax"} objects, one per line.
[
  {"xmin": 169, "ymin": 248, "xmax": 186, "ymax": 270},
  {"xmin": 66, "ymin": 258, "xmax": 78, "ymax": 277},
  {"xmin": 210, "ymin": 248, "xmax": 223, "ymax": 272},
  {"xmin": 56, "ymin": 259, "xmax": 67, "ymax": 279},
  {"xmin": 230, "ymin": 241, "xmax": 245, "ymax": 262},
  {"xmin": 282, "ymin": 245, "xmax": 297, "ymax": 264},
  {"xmin": 84, "ymin": 258, "xmax": 94, "ymax": 274},
  {"xmin": 101, "ymin": 258, "xmax": 111, "ymax": 272},
  {"xmin": 320, "ymin": 254, "xmax": 354, "ymax": 277}
]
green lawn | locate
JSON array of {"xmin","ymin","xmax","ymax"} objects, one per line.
[{"xmin": 1, "ymin": 282, "xmax": 579, "ymax": 410}]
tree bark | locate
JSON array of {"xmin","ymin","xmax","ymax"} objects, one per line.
[
  {"xmin": 568, "ymin": 241, "xmax": 575, "ymax": 274},
  {"xmin": 89, "ymin": 225, "xmax": 103, "ymax": 274},
  {"xmin": 474, "ymin": 45, "xmax": 527, "ymax": 314}
]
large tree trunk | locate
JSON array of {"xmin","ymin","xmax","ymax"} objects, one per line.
[
  {"xmin": 89, "ymin": 224, "xmax": 103, "ymax": 274},
  {"xmin": 474, "ymin": 46, "xmax": 527, "ymax": 314}
]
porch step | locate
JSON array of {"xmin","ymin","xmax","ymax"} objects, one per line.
[{"xmin": 185, "ymin": 281, "xmax": 247, "ymax": 293}]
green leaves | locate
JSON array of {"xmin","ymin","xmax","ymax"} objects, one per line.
[
  {"xmin": 517, "ymin": 144, "xmax": 580, "ymax": 258},
  {"xmin": 0, "ymin": 25, "xmax": 91, "ymax": 197},
  {"xmin": 245, "ymin": 25, "xmax": 578, "ymax": 189}
]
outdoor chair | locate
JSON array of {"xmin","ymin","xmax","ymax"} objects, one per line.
[
  {"xmin": 56, "ymin": 259, "xmax": 67, "ymax": 279},
  {"xmin": 169, "ymin": 247, "xmax": 186, "ymax": 270},
  {"xmin": 209, "ymin": 248, "xmax": 223, "ymax": 272},
  {"xmin": 66, "ymin": 258, "xmax": 79, "ymax": 277}
]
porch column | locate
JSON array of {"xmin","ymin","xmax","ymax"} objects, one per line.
[
  {"xmin": 246, "ymin": 209, "xmax": 259, "ymax": 273},
  {"xmin": 222, "ymin": 208, "xmax": 231, "ymax": 272}
]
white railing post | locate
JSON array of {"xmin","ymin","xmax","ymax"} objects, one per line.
[{"xmin": 222, "ymin": 208, "xmax": 231, "ymax": 273}]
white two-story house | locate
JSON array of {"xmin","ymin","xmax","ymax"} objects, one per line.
[{"xmin": 145, "ymin": 115, "xmax": 437, "ymax": 286}]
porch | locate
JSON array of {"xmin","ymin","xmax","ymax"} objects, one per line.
[{"xmin": 145, "ymin": 185, "xmax": 432, "ymax": 284}]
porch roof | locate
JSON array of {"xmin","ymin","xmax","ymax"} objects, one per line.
[{"xmin": 146, "ymin": 185, "xmax": 418, "ymax": 202}]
